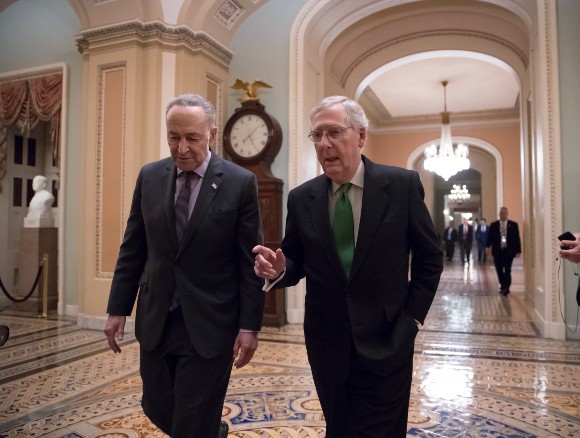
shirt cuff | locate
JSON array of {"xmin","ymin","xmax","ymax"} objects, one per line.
[
  {"xmin": 263, "ymin": 270, "xmax": 286, "ymax": 292},
  {"xmin": 239, "ymin": 329, "xmax": 259, "ymax": 333}
]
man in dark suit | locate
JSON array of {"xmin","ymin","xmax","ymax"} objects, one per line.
[
  {"xmin": 458, "ymin": 217, "xmax": 474, "ymax": 264},
  {"xmin": 486, "ymin": 206, "xmax": 521, "ymax": 296},
  {"xmin": 475, "ymin": 218, "xmax": 490, "ymax": 263},
  {"xmin": 253, "ymin": 96, "xmax": 443, "ymax": 437},
  {"xmin": 443, "ymin": 221, "xmax": 458, "ymax": 261},
  {"xmin": 104, "ymin": 94, "xmax": 265, "ymax": 437}
]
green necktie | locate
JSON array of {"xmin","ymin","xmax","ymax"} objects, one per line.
[{"xmin": 333, "ymin": 183, "xmax": 355, "ymax": 276}]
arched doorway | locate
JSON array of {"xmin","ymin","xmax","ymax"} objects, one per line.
[{"xmin": 286, "ymin": 0, "xmax": 551, "ymax": 329}]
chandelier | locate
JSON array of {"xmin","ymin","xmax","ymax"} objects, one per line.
[
  {"xmin": 449, "ymin": 184, "xmax": 470, "ymax": 202},
  {"xmin": 423, "ymin": 80, "xmax": 470, "ymax": 181}
]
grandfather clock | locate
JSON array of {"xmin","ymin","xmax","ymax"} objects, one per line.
[{"xmin": 223, "ymin": 99, "xmax": 286, "ymax": 326}]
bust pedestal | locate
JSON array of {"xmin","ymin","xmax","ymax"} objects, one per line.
[
  {"xmin": 23, "ymin": 216, "xmax": 56, "ymax": 228},
  {"xmin": 14, "ymin": 227, "xmax": 58, "ymax": 314}
]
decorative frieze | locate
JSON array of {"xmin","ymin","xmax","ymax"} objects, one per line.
[
  {"xmin": 215, "ymin": 0, "xmax": 245, "ymax": 29},
  {"xmin": 75, "ymin": 20, "xmax": 233, "ymax": 69}
]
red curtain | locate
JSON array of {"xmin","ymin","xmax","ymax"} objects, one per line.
[{"xmin": 0, "ymin": 74, "xmax": 62, "ymax": 191}]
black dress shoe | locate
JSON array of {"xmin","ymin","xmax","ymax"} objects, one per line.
[{"xmin": 219, "ymin": 421, "xmax": 229, "ymax": 438}]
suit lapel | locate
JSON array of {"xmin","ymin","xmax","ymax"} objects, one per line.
[
  {"xmin": 163, "ymin": 161, "xmax": 179, "ymax": 251},
  {"xmin": 351, "ymin": 163, "xmax": 389, "ymax": 279}
]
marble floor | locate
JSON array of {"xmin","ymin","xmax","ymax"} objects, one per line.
[{"xmin": 1, "ymin": 256, "xmax": 579, "ymax": 437}]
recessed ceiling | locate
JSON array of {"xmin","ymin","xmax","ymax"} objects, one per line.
[{"xmin": 367, "ymin": 55, "xmax": 520, "ymax": 118}]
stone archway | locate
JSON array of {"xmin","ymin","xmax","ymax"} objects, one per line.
[{"xmin": 285, "ymin": 0, "xmax": 543, "ymax": 326}]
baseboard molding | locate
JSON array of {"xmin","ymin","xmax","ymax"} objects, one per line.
[
  {"xmin": 534, "ymin": 309, "xmax": 566, "ymax": 339},
  {"xmin": 286, "ymin": 308, "xmax": 304, "ymax": 324}
]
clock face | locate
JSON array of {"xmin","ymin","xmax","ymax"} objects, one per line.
[{"xmin": 229, "ymin": 114, "xmax": 269, "ymax": 158}]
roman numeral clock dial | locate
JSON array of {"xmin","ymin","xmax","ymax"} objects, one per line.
[
  {"xmin": 223, "ymin": 99, "xmax": 282, "ymax": 170},
  {"xmin": 229, "ymin": 114, "xmax": 268, "ymax": 158}
]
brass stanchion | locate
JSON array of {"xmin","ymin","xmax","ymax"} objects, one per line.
[{"xmin": 42, "ymin": 253, "xmax": 49, "ymax": 318}]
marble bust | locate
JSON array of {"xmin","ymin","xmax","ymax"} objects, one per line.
[{"xmin": 24, "ymin": 175, "xmax": 55, "ymax": 228}]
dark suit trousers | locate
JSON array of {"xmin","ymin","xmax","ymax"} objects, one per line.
[
  {"xmin": 312, "ymin": 346, "xmax": 413, "ymax": 438},
  {"xmin": 477, "ymin": 242, "xmax": 487, "ymax": 263},
  {"xmin": 493, "ymin": 248, "xmax": 515, "ymax": 290},
  {"xmin": 445, "ymin": 241, "xmax": 455, "ymax": 260},
  {"xmin": 140, "ymin": 307, "xmax": 233, "ymax": 438},
  {"xmin": 460, "ymin": 241, "xmax": 472, "ymax": 263}
]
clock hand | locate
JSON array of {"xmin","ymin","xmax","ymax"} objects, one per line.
[
  {"xmin": 242, "ymin": 124, "xmax": 261, "ymax": 144},
  {"xmin": 248, "ymin": 135, "xmax": 257, "ymax": 150}
]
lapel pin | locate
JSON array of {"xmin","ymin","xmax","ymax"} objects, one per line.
[{"xmin": 212, "ymin": 183, "xmax": 218, "ymax": 190}]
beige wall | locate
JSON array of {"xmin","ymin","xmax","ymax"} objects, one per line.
[{"xmin": 77, "ymin": 24, "xmax": 231, "ymax": 319}]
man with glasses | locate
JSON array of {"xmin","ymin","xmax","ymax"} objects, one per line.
[{"xmin": 253, "ymin": 96, "xmax": 443, "ymax": 437}]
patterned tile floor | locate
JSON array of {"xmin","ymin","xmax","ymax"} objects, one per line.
[{"xmin": 1, "ymin": 256, "xmax": 580, "ymax": 437}]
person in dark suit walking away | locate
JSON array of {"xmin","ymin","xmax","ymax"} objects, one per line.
[
  {"xmin": 104, "ymin": 94, "xmax": 265, "ymax": 437},
  {"xmin": 253, "ymin": 96, "xmax": 443, "ymax": 437},
  {"xmin": 486, "ymin": 206, "xmax": 521, "ymax": 296},
  {"xmin": 476, "ymin": 218, "xmax": 489, "ymax": 263},
  {"xmin": 443, "ymin": 221, "xmax": 458, "ymax": 261},
  {"xmin": 458, "ymin": 217, "xmax": 474, "ymax": 265}
]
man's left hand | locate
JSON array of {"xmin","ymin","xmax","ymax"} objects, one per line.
[{"xmin": 232, "ymin": 331, "xmax": 258, "ymax": 368}]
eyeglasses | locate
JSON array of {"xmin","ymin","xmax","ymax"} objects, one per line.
[{"xmin": 308, "ymin": 126, "xmax": 353, "ymax": 142}]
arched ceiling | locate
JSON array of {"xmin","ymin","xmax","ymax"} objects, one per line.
[
  {"xmin": 316, "ymin": 0, "xmax": 533, "ymax": 129},
  {"xmin": 2, "ymin": 0, "xmax": 535, "ymax": 130}
]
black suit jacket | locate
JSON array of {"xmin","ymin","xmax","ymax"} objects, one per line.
[
  {"xmin": 107, "ymin": 154, "xmax": 265, "ymax": 357},
  {"xmin": 443, "ymin": 227, "xmax": 458, "ymax": 243},
  {"xmin": 458, "ymin": 224, "xmax": 474, "ymax": 244},
  {"xmin": 487, "ymin": 219, "xmax": 522, "ymax": 258},
  {"xmin": 276, "ymin": 156, "xmax": 443, "ymax": 382}
]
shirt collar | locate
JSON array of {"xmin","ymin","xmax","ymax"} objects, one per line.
[
  {"xmin": 177, "ymin": 150, "xmax": 211, "ymax": 178},
  {"xmin": 331, "ymin": 160, "xmax": 365, "ymax": 195}
]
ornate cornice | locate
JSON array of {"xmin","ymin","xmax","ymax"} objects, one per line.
[
  {"xmin": 370, "ymin": 107, "xmax": 520, "ymax": 132},
  {"xmin": 0, "ymin": 66, "xmax": 64, "ymax": 83},
  {"xmin": 75, "ymin": 20, "xmax": 233, "ymax": 68}
]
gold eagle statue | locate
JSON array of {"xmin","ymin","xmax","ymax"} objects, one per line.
[{"xmin": 231, "ymin": 79, "xmax": 272, "ymax": 101}]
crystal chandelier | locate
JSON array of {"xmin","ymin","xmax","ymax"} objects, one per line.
[
  {"xmin": 423, "ymin": 81, "xmax": 470, "ymax": 181},
  {"xmin": 449, "ymin": 184, "xmax": 470, "ymax": 202}
]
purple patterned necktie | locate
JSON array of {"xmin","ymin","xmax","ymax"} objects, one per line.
[
  {"xmin": 175, "ymin": 171, "xmax": 193, "ymax": 243},
  {"xmin": 171, "ymin": 171, "xmax": 193, "ymax": 311}
]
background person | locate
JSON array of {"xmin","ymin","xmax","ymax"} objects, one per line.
[
  {"xmin": 104, "ymin": 94, "xmax": 265, "ymax": 438},
  {"xmin": 253, "ymin": 96, "xmax": 443, "ymax": 437},
  {"xmin": 560, "ymin": 231, "xmax": 580, "ymax": 306},
  {"xmin": 443, "ymin": 221, "xmax": 458, "ymax": 261},
  {"xmin": 458, "ymin": 217, "xmax": 474, "ymax": 265},
  {"xmin": 560, "ymin": 231, "xmax": 580, "ymax": 263},
  {"xmin": 476, "ymin": 218, "xmax": 490, "ymax": 263},
  {"xmin": 487, "ymin": 206, "xmax": 521, "ymax": 296}
]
